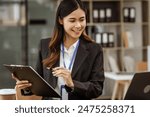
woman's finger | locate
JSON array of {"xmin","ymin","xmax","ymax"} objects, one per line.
[
  {"xmin": 52, "ymin": 67, "xmax": 70, "ymax": 75},
  {"xmin": 16, "ymin": 80, "xmax": 32, "ymax": 89},
  {"xmin": 16, "ymin": 80, "xmax": 29, "ymax": 85},
  {"xmin": 11, "ymin": 73, "xmax": 19, "ymax": 81},
  {"xmin": 52, "ymin": 66, "xmax": 65, "ymax": 71},
  {"xmin": 16, "ymin": 83, "xmax": 32, "ymax": 89}
]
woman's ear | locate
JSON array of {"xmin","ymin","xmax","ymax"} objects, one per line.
[{"xmin": 59, "ymin": 18, "xmax": 63, "ymax": 25}]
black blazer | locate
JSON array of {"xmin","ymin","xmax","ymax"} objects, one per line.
[{"xmin": 35, "ymin": 38, "xmax": 105, "ymax": 100}]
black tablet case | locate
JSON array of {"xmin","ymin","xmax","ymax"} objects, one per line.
[{"xmin": 4, "ymin": 64, "xmax": 61, "ymax": 98}]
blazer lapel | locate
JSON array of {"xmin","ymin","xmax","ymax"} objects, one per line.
[{"xmin": 71, "ymin": 40, "xmax": 89, "ymax": 78}]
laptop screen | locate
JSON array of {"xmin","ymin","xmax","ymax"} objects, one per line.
[{"xmin": 124, "ymin": 72, "xmax": 150, "ymax": 100}]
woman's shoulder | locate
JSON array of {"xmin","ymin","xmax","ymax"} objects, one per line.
[
  {"xmin": 40, "ymin": 38, "xmax": 51, "ymax": 45},
  {"xmin": 80, "ymin": 39, "xmax": 103, "ymax": 55},
  {"xmin": 84, "ymin": 40, "xmax": 103, "ymax": 51},
  {"xmin": 38, "ymin": 38, "xmax": 51, "ymax": 52}
]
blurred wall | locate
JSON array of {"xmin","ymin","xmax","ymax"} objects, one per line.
[{"xmin": 0, "ymin": 0, "xmax": 57, "ymax": 88}]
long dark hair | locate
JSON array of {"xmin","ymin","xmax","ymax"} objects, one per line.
[{"xmin": 43, "ymin": 0, "xmax": 93, "ymax": 68}]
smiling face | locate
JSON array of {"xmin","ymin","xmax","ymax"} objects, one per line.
[{"xmin": 59, "ymin": 8, "xmax": 86, "ymax": 40}]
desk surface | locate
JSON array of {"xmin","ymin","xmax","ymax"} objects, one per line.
[
  {"xmin": 105, "ymin": 72, "xmax": 134, "ymax": 80},
  {"xmin": 0, "ymin": 89, "xmax": 16, "ymax": 95}
]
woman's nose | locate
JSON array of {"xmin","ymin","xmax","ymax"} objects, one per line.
[{"xmin": 74, "ymin": 22, "xmax": 81, "ymax": 28}]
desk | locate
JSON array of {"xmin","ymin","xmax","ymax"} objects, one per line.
[
  {"xmin": 0, "ymin": 89, "xmax": 16, "ymax": 100},
  {"xmin": 105, "ymin": 72, "xmax": 134, "ymax": 100}
]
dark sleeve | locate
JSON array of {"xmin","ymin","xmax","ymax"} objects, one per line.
[
  {"xmin": 73, "ymin": 45, "xmax": 105, "ymax": 99},
  {"xmin": 35, "ymin": 39, "xmax": 44, "ymax": 77}
]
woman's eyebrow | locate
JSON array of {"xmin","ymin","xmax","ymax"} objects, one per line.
[
  {"xmin": 69, "ymin": 18, "xmax": 76, "ymax": 20},
  {"xmin": 80, "ymin": 16, "xmax": 85, "ymax": 19},
  {"xmin": 69, "ymin": 16, "xmax": 85, "ymax": 20}
]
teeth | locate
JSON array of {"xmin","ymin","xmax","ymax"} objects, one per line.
[{"xmin": 74, "ymin": 30, "xmax": 81, "ymax": 32}]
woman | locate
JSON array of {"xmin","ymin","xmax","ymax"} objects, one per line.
[{"xmin": 14, "ymin": 0, "xmax": 105, "ymax": 100}]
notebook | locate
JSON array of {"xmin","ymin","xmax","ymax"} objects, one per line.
[{"xmin": 124, "ymin": 72, "xmax": 150, "ymax": 100}]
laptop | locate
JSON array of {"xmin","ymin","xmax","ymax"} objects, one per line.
[{"xmin": 124, "ymin": 72, "xmax": 150, "ymax": 100}]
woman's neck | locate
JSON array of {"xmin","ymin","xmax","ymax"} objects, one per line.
[{"xmin": 63, "ymin": 37, "xmax": 78, "ymax": 49}]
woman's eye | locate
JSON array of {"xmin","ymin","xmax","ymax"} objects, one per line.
[
  {"xmin": 80, "ymin": 19, "xmax": 85, "ymax": 22},
  {"xmin": 80, "ymin": 18, "xmax": 85, "ymax": 22},
  {"xmin": 69, "ymin": 20, "xmax": 75, "ymax": 23}
]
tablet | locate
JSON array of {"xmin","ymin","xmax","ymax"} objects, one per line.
[{"xmin": 4, "ymin": 64, "xmax": 61, "ymax": 98}]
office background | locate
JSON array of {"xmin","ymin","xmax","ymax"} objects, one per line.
[
  {"xmin": 0, "ymin": 0, "xmax": 58, "ymax": 88},
  {"xmin": 0, "ymin": 0, "xmax": 150, "ymax": 99}
]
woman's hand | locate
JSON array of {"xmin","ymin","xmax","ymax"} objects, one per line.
[
  {"xmin": 15, "ymin": 80, "xmax": 32, "ymax": 89},
  {"xmin": 52, "ymin": 67, "xmax": 74, "ymax": 88},
  {"xmin": 12, "ymin": 74, "xmax": 42, "ymax": 100},
  {"xmin": 12, "ymin": 73, "xmax": 32, "ymax": 91}
]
